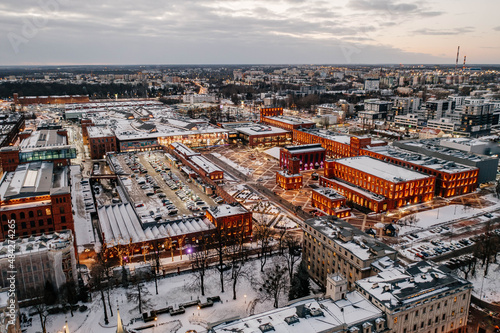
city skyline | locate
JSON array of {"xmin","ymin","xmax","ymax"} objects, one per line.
[{"xmin": 1, "ymin": 0, "xmax": 500, "ymax": 66}]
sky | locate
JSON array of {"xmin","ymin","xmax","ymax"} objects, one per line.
[{"xmin": 1, "ymin": 0, "xmax": 499, "ymax": 66}]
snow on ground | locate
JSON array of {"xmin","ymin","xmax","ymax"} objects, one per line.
[
  {"xmin": 211, "ymin": 153, "xmax": 253, "ymax": 176},
  {"xmin": 70, "ymin": 166, "xmax": 97, "ymax": 253},
  {"xmin": 398, "ymin": 205, "xmax": 485, "ymax": 235},
  {"xmin": 263, "ymin": 147, "xmax": 281, "ymax": 160},
  {"xmin": 24, "ymin": 257, "xmax": 293, "ymax": 333},
  {"xmin": 457, "ymin": 262, "xmax": 500, "ymax": 303}
]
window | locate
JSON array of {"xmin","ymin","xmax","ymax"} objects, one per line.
[
  {"xmin": 21, "ymin": 222, "xmax": 26, "ymax": 229},
  {"xmin": 394, "ymin": 317, "xmax": 398, "ymax": 324},
  {"xmin": 39, "ymin": 220, "xmax": 44, "ymax": 226},
  {"xmin": 29, "ymin": 211, "xmax": 34, "ymax": 218},
  {"xmin": 61, "ymin": 216, "xmax": 66, "ymax": 223},
  {"xmin": 30, "ymin": 221, "xmax": 35, "ymax": 227},
  {"xmin": 59, "ymin": 207, "xmax": 65, "ymax": 214},
  {"xmin": 20, "ymin": 212, "xmax": 25, "ymax": 219},
  {"xmin": 37, "ymin": 210, "xmax": 42, "ymax": 216}
]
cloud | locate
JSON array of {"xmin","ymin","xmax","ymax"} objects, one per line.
[
  {"xmin": 413, "ymin": 27, "xmax": 475, "ymax": 36},
  {"xmin": 347, "ymin": 0, "xmax": 442, "ymax": 17},
  {"xmin": 494, "ymin": 26, "xmax": 500, "ymax": 31}
]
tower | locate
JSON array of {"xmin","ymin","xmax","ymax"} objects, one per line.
[
  {"xmin": 326, "ymin": 274, "xmax": 348, "ymax": 301},
  {"xmin": 289, "ymin": 157, "xmax": 300, "ymax": 174}
]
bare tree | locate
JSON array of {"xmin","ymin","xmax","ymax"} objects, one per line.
[
  {"xmin": 190, "ymin": 236, "xmax": 212, "ymax": 296},
  {"xmin": 457, "ymin": 256, "xmax": 477, "ymax": 280},
  {"xmin": 257, "ymin": 263, "xmax": 289, "ymax": 308},
  {"xmin": 213, "ymin": 226, "xmax": 228, "ymax": 293},
  {"xmin": 227, "ymin": 232, "xmax": 250, "ymax": 300},
  {"xmin": 31, "ymin": 294, "xmax": 51, "ymax": 333},
  {"xmin": 59, "ymin": 280, "xmax": 79, "ymax": 317},
  {"xmin": 473, "ymin": 221, "xmax": 500, "ymax": 276},
  {"xmin": 253, "ymin": 215, "xmax": 274, "ymax": 272},
  {"xmin": 127, "ymin": 276, "xmax": 153, "ymax": 314},
  {"xmin": 89, "ymin": 260, "xmax": 109, "ymax": 325},
  {"xmin": 282, "ymin": 233, "xmax": 301, "ymax": 282}
]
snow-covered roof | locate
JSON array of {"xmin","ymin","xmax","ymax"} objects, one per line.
[
  {"xmin": 87, "ymin": 126, "xmax": 115, "ymax": 138},
  {"xmin": 312, "ymin": 187, "xmax": 345, "ymax": 201},
  {"xmin": 189, "ymin": 155, "xmax": 222, "ymax": 175},
  {"xmin": 335, "ymin": 156, "xmax": 430, "ymax": 182},
  {"xmin": 263, "ymin": 115, "xmax": 316, "ymax": 125},
  {"xmin": 365, "ymin": 145, "xmax": 478, "ymax": 174},
  {"xmin": 0, "ymin": 230, "xmax": 73, "ymax": 257},
  {"xmin": 208, "ymin": 204, "xmax": 249, "ymax": 218},
  {"xmin": 282, "ymin": 143, "xmax": 325, "ymax": 154},
  {"xmin": 19, "ymin": 129, "xmax": 67, "ymax": 149},
  {"xmin": 304, "ymin": 216, "xmax": 396, "ymax": 262},
  {"xmin": 234, "ymin": 124, "xmax": 290, "ymax": 136},
  {"xmin": 0, "ymin": 162, "xmax": 70, "ymax": 200},
  {"xmin": 356, "ymin": 261, "xmax": 472, "ymax": 311},
  {"xmin": 98, "ymin": 204, "xmax": 214, "ymax": 247},
  {"xmin": 212, "ymin": 292, "xmax": 384, "ymax": 333}
]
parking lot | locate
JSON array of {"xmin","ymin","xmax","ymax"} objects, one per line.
[{"xmin": 112, "ymin": 151, "xmax": 218, "ymax": 223}]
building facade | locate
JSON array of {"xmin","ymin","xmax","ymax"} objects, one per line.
[
  {"xmin": 0, "ymin": 231, "xmax": 77, "ymax": 300},
  {"xmin": 321, "ymin": 156, "xmax": 435, "ymax": 212},
  {"xmin": 279, "ymin": 143, "xmax": 325, "ymax": 171},
  {"xmin": 0, "ymin": 129, "xmax": 76, "ymax": 175},
  {"xmin": 310, "ymin": 187, "xmax": 351, "ymax": 218},
  {"xmin": 356, "ymin": 261, "xmax": 472, "ymax": 333},
  {"xmin": 87, "ymin": 127, "xmax": 117, "ymax": 160},
  {"xmin": 0, "ymin": 162, "xmax": 73, "ymax": 241},
  {"xmin": 302, "ymin": 216, "xmax": 397, "ymax": 289}
]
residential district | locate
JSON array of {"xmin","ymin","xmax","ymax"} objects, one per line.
[{"xmin": 0, "ymin": 65, "xmax": 500, "ymax": 333}]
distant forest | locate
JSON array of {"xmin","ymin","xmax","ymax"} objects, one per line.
[{"xmin": 0, "ymin": 82, "xmax": 154, "ymax": 99}]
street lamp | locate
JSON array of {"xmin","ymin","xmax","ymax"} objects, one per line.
[{"xmin": 244, "ymin": 294, "xmax": 247, "ymax": 304}]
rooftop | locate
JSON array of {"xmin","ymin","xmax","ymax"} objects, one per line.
[
  {"xmin": 0, "ymin": 162, "xmax": 69, "ymax": 200},
  {"xmin": 283, "ymin": 143, "xmax": 326, "ymax": 154},
  {"xmin": 19, "ymin": 129, "xmax": 67, "ymax": 149},
  {"xmin": 87, "ymin": 126, "xmax": 115, "ymax": 138},
  {"xmin": 263, "ymin": 115, "xmax": 316, "ymax": 126},
  {"xmin": 335, "ymin": 156, "xmax": 431, "ymax": 182},
  {"xmin": 356, "ymin": 261, "xmax": 472, "ymax": 310},
  {"xmin": 304, "ymin": 216, "xmax": 395, "ymax": 261},
  {"xmin": 365, "ymin": 145, "xmax": 478, "ymax": 174},
  {"xmin": 312, "ymin": 187, "xmax": 346, "ymax": 200},
  {"xmin": 98, "ymin": 203, "xmax": 214, "ymax": 247},
  {"xmin": 208, "ymin": 204, "xmax": 249, "ymax": 218},
  {"xmin": 0, "ymin": 231, "xmax": 73, "ymax": 258},
  {"xmin": 212, "ymin": 292, "xmax": 384, "ymax": 333}
]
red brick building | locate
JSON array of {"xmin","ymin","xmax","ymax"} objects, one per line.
[
  {"xmin": 13, "ymin": 93, "xmax": 89, "ymax": 105},
  {"xmin": 234, "ymin": 124, "xmax": 292, "ymax": 148},
  {"xmin": 260, "ymin": 107, "xmax": 283, "ymax": 119},
  {"xmin": 321, "ymin": 156, "xmax": 435, "ymax": 212},
  {"xmin": 87, "ymin": 127, "xmax": 117, "ymax": 159},
  {"xmin": 293, "ymin": 129, "xmax": 387, "ymax": 158},
  {"xmin": 310, "ymin": 187, "xmax": 351, "ymax": 218},
  {"xmin": 360, "ymin": 146, "xmax": 478, "ymax": 198},
  {"xmin": 276, "ymin": 157, "xmax": 303, "ymax": 190},
  {"xmin": 205, "ymin": 204, "xmax": 253, "ymax": 240},
  {"xmin": 170, "ymin": 142, "xmax": 224, "ymax": 182},
  {"xmin": 0, "ymin": 129, "xmax": 76, "ymax": 175},
  {"xmin": 261, "ymin": 115, "xmax": 316, "ymax": 131},
  {"xmin": 0, "ymin": 162, "xmax": 73, "ymax": 240},
  {"xmin": 280, "ymin": 143, "xmax": 326, "ymax": 171}
]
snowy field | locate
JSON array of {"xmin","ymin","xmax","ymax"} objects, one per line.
[
  {"xmin": 23, "ymin": 257, "xmax": 295, "ymax": 333},
  {"xmin": 397, "ymin": 205, "xmax": 485, "ymax": 235},
  {"xmin": 458, "ymin": 262, "xmax": 500, "ymax": 303}
]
